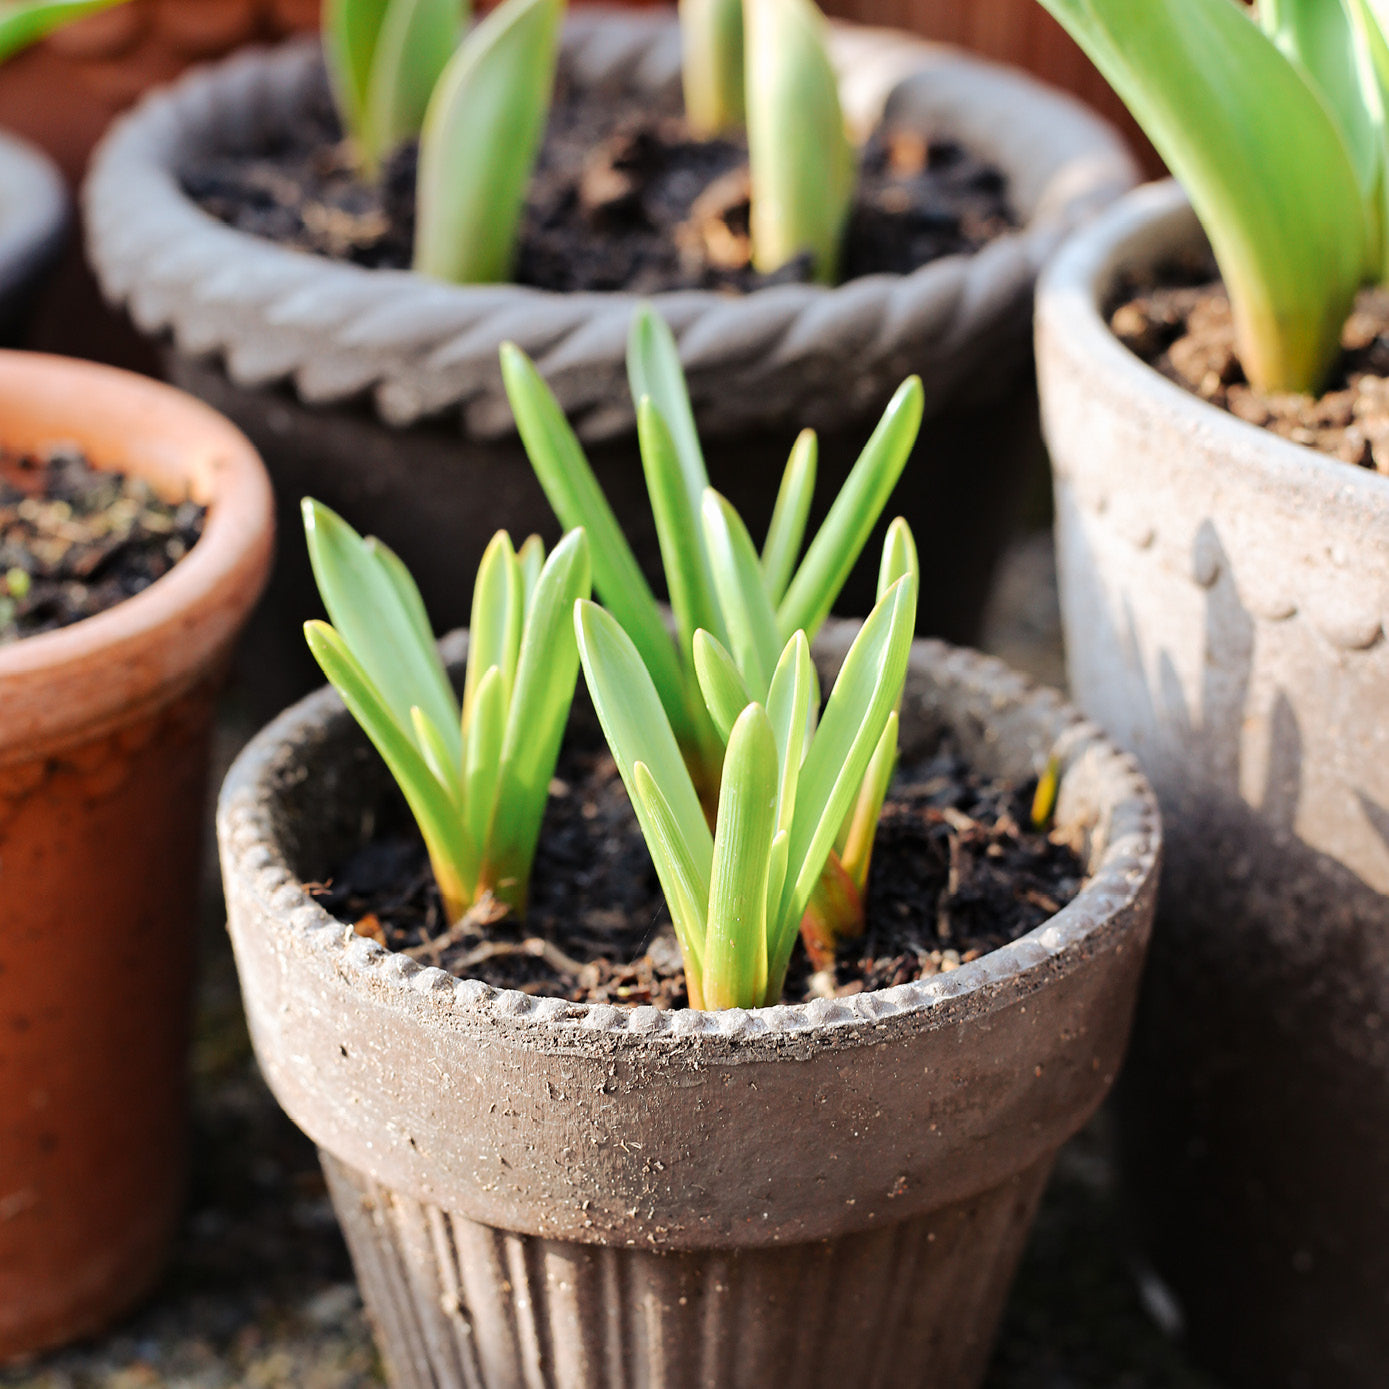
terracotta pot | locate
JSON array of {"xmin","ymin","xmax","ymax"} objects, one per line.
[
  {"xmin": 815, "ymin": 0, "xmax": 1160, "ymax": 177},
  {"xmin": 86, "ymin": 11, "xmax": 1137, "ymax": 718},
  {"xmin": 1037, "ymin": 180, "xmax": 1389, "ymax": 1389},
  {"xmin": 0, "ymin": 353, "xmax": 273, "ymax": 1362},
  {"xmin": 217, "ymin": 627, "xmax": 1160, "ymax": 1389},
  {"xmin": 0, "ymin": 130, "xmax": 67, "ymax": 346}
]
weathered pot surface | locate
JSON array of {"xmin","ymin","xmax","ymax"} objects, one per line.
[
  {"xmin": 1038, "ymin": 179, "xmax": 1389, "ymax": 1389},
  {"xmin": 218, "ymin": 628, "xmax": 1159, "ymax": 1389},
  {"xmin": 85, "ymin": 10, "xmax": 1136, "ymax": 715},
  {"xmin": 0, "ymin": 353, "xmax": 273, "ymax": 1362},
  {"xmin": 0, "ymin": 130, "xmax": 67, "ymax": 345}
]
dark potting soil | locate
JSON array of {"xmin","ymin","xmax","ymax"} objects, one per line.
[
  {"xmin": 314, "ymin": 736, "xmax": 1086, "ymax": 1010},
  {"xmin": 0, "ymin": 449, "xmax": 205, "ymax": 645},
  {"xmin": 183, "ymin": 68, "xmax": 1015, "ymax": 293},
  {"xmin": 1111, "ymin": 250, "xmax": 1389, "ymax": 473}
]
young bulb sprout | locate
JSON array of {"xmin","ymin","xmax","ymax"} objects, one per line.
[
  {"xmin": 502, "ymin": 305, "xmax": 923, "ymax": 978},
  {"xmin": 1037, "ymin": 0, "xmax": 1389, "ymax": 396}
]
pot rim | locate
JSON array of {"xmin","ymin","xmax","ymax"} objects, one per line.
[
  {"xmin": 0, "ymin": 129, "xmax": 67, "ymax": 307},
  {"xmin": 218, "ymin": 629, "xmax": 1161, "ymax": 1048},
  {"xmin": 1037, "ymin": 178, "xmax": 1389, "ymax": 506},
  {"xmin": 85, "ymin": 7, "xmax": 1138, "ymax": 439},
  {"xmin": 0, "ymin": 351, "xmax": 274, "ymax": 757}
]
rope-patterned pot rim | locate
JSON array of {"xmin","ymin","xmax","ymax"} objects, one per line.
[
  {"xmin": 84, "ymin": 8, "xmax": 1138, "ymax": 442},
  {"xmin": 217, "ymin": 626, "xmax": 1162, "ymax": 1051},
  {"xmin": 0, "ymin": 129, "xmax": 67, "ymax": 312}
]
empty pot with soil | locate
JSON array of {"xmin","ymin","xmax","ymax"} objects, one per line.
[
  {"xmin": 0, "ymin": 127, "xmax": 66, "ymax": 343},
  {"xmin": 218, "ymin": 626, "xmax": 1159, "ymax": 1389},
  {"xmin": 0, "ymin": 353, "xmax": 272, "ymax": 1361},
  {"xmin": 85, "ymin": 5, "xmax": 1136, "ymax": 716},
  {"xmin": 1038, "ymin": 180, "xmax": 1389, "ymax": 1388}
]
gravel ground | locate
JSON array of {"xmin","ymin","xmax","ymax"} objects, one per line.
[{"xmin": 1, "ymin": 536, "xmax": 1219, "ymax": 1389}]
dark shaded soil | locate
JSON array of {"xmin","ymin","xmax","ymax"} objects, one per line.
[
  {"xmin": 183, "ymin": 66, "xmax": 1014, "ymax": 294},
  {"xmin": 314, "ymin": 735, "xmax": 1084, "ymax": 1008},
  {"xmin": 1110, "ymin": 251, "xmax": 1389, "ymax": 473},
  {"xmin": 0, "ymin": 449, "xmax": 205, "ymax": 645}
]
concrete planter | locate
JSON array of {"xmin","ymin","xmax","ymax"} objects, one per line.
[
  {"xmin": 86, "ymin": 10, "xmax": 1136, "ymax": 715},
  {"xmin": 218, "ymin": 628, "xmax": 1159, "ymax": 1389},
  {"xmin": 1038, "ymin": 180, "xmax": 1389, "ymax": 1388},
  {"xmin": 0, "ymin": 354, "xmax": 272, "ymax": 1361},
  {"xmin": 0, "ymin": 130, "xmax": 66, "ymax": 345}
]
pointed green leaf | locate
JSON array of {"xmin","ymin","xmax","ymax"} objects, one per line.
[
  {"xmin": 632, "ymin": 761, "xmax": 711, "ymax": 979},
  {"xmin": 837, "ymin": 710, "xmax": 897, "ymax": 891},
  {"xmin": 765, "ymin": 629, "xmax": 815, "ymax": 836},
  {"xmin": 414, "ymin": 0, "xmax": 561, "ymax": 282},
  {"xmin": 777, "ymin": 377, "xmax": 922, "ymax": 641},
  {"xmin": 761, "ymin": 429, "xmax": 817, "ymax": 605},
  {"xmin": 361, "ymin": 0, "xmax": 466, "ymax": 172},
  {"xmin": 302, "ymin": 499, "xmax": 459, "ymax": 763},
  {"xmin": 501, "ymin": 344, "xmax": 691, "ymax": 739},
  {"xmin": 704, "ymin": 704, "xmax": 778, "ymax": 1010},
  {"xmin": 679, "ymin": 0, "xmax": 745, "ymax": 136},
  {"xmin": 517, "ymin": 533, "xmax": 546, "ymax": 606},
  {"xmin": 369, "ymin": 535, "xmax": 440, "ymax": 667},
  {"xmin": 877, "ymin": 516, "xmax": 918, "ymax": 600},
  {"xmin": 1037, "ymin": 0, "xmax": 1366, "ymax": 394},
  {"xmin": 305, "ymin": 620, "xmax": 475, "ymax": 915},
  {"xmin": 323, "ymin": 0, "xmax": 391, "ymax": 139},
  {"xmin": 465, "ymin": 531, "xmax": 522, "ymax": 727},
  {"xmin": 745, "ymin": 0, "xmax": 855, "ymax": 282},
  {"xmin": 411, "ymin": 704, "xmax": 464, "ymax": 806},
  {"xmin": 463, "ymin": 663, "xmax": 506, "ymax": 871},
  {"xmin": 692, "ymin": 629, "xmax": 754, "ymax": 743},
  {"xmin": 0, "ymin": 0, "xmax": 130, "ymax": 63},
  {"xmin": 701, "ymin": 489, "xmax": 782, "ymax": 698}
]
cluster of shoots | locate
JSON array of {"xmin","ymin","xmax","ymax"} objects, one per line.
[
  {"xmin": 305, "ymin": 308, "xmax": 922, "ymax": 1011},
  {"xmin": 322, "ymin": 0, "xmax": 857, "ymax": 285},
  {"xmin": 1038, "ymin": 0, "xmax": 1389, "ymax": 396},
  {"xmin": 0, "ymin": 0, "xmax": 130, "ymax": 62}
]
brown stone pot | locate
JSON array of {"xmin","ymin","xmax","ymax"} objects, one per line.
[
  {"xmin": 1038, "ymin": 180, "xmax": 1389, "ymax": 1388},
  {"xmin": 217, "ymin": 627, "xmax": 1160, "ymax": 1389},
  {"xmin": 0, "ymin": 353, "xmax": 273, "ymax": 1362},
  {"xmin": 86, "ymin": 10, "xmax": 1137, "ymax": 718}
]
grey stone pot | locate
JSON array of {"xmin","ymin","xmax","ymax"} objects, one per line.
[
  {"xmin": 86, "ymin": 10, "xmax": 1136, "ymax": 716},
  {"xmin": 1038, "ymin": 179, "xmax": 1389, "ymax": 1389},
  {"xmin": 0, "ymin": 129, "xmax": 66, "ymax": 345},
  {"xmin": 217, "ymin": 628, "xmax": 1159, "ymax": 1389}
]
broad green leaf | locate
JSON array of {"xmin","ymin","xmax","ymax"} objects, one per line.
[
  {"xmin": 361, "ymin": 0, "xmax": 466, "ymax": 172},
  {"xmin": 1037, "ymin": 0, "xmax": 1366, "ymax": 394},
  {"xmin": 574, "ymin": 601, "xmax": 710, "ymax": 861},
  {"xmin": 837, "ymin": 710, "xmax": 897, "ymax": 891},
  {"xmin": 632, "ymin": 761, "xmax": 711, "ymax": 983},
  {"xmin": 411, "ymin": 704, "xmax": 463, "ymax": 806},
  {"xmin": 501, "ymin": 344, "xmax": 691, "ymax": 738},
  {"xmin": 626, "ymin": 306, "xmax": 709, "ymax": 524},
  {"xmin": 777, "ymin": 377, "xmax": 923, "ymax": 641},
  {"xmin": 370, "ymin": 536, "xmax": 441, "ymax": 667},
  {"xmin": 492, "ymin": 529, "xmax": 591, "ymax": 892},
  {"xmin": 463, "ymin": 663, "xmax": 506, "ymax": 884},
  {"xmin": 761, "ymin": 429, "xmax": 817, "ymax": 604},
  {"xmin": 692, "ymin": 629, "xmax": 754, "ymax": 743},
  {"xmin": 414, "ymin": 0, "xmax": 561, "ymax": 282},
  {"xmin": 305, "ymin": 620, "xmax": 474, "ymax": 916},
  {"xmin": 302, "ymin": 499, "xmax": 459, "ymax": 763},
  {"xmin": 764, "ymin": 629, "xmax": 815, "ymax": 835},
  {"xmin": 679, "ymin": 0, "xmax": 745, "ymax": 135},
  {"xmin": 465, "ymin": 531, "xmax": 522, "ymax": 727},
  {"xmin": 701, "ymin": 489, "xmax": 782, "ymax": 697},
  {"xmin": 704, "ymin": 704, "xmax": 778, "ymax": 1010},
  {"xmin": 776, "ymin": 574, "xmax": 916, "ymax": 952},
  {"xmin": 638, "ymin": 398, "xmax": 725, "ymax": 655},
  {"xmin": 0, "ymin": 0, "xmax": 129, "ymax": 63},
  {"xmin": 323, "ymin": 0, "xmax": 391, "ymax": 139},
  {"xmin": 745, "ymin": 0, "xmax": 855, "ymax": 282}
]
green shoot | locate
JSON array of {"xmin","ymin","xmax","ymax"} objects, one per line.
[
  {"xmin": 744, "ymin": 0, "xmax": 855, "ymax": 282},
  {"xmin": 323, "ymin": 0, "xmax": 465, "ymax": 174},
  {"xmin": 0, "ymin": 0, "xmax": 130, "ymax": 62},
  {"xmin": 1035, "ymin": 0, "xmax": 1371, "ymax": 395},
  {"xmin": 413, "ymin": 0, "xmax": 561, "ymax": 284},
  {"xmin": 680, "ymin": 0, "xmax": 745, "ymax": 136},
  {"xmin": 576, "ymin": 567, "xmax": 918, "ymax": 1010},
  {"xmin": 501, "ymin": 304, "xmax": 924, "ymax": 794},
  {"xmin": 302, "ymin": 499, "xmax": 590, "ymax": 923}
]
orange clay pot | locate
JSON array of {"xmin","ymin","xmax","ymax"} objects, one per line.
[
  {"xmin": 816, "ymin": 0, "xmax": 1162, "ymax": 177},
  {"xmin": 0, "ymin": 353, "xmax": 272, "ymax": 1362}
]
